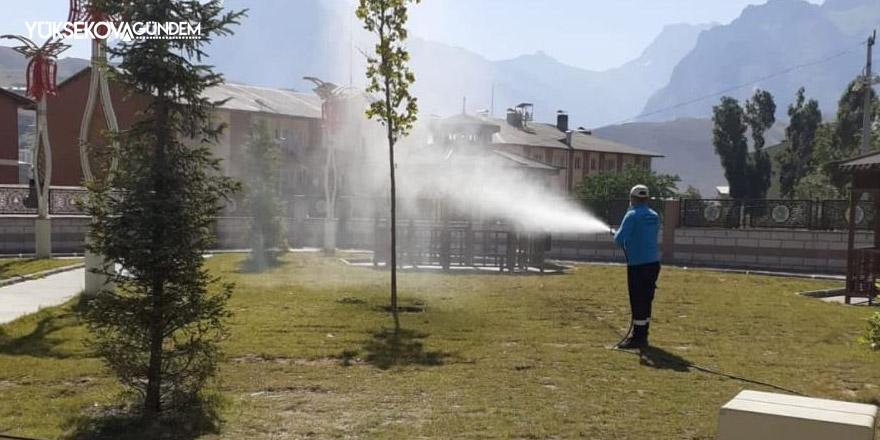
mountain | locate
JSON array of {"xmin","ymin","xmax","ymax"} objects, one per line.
[
  {"xmin": 594, "ymin": 118, "xmax": 786, "ymax": 196},
  {"xmin": 1, "ymin": 2, "xmax": 706, "ymax": 128},
  {"xmin": 204, "ymin": 0, "xmax": 709, "ymax": 128},
  {"xmin": 0, "ymin": 46, "xmax": 90, "ymax": 87},
  {"xmin": 641, "ymin": 0, "xmax": 875, "ymax": 121}
]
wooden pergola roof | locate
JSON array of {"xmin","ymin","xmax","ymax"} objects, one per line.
[{"xmin": 839, "ymin": 151, "xmax": 880, "ymax": 172}]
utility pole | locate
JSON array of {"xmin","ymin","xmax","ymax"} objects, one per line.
[
  {"xmin": 491, "ymin": 82, "xmax": 495, "ymax": 117},
  {"xmin": 860, "ymin": 30, "xmax": 875, "ymax": 155}
]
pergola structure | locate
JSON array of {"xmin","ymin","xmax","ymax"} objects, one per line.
[{"xmin": 840, "ymin": 151, "xmax": 880, "ymax": 304}]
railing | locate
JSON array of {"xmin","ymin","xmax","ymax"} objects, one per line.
[
  {"xmin": 0, "ymin": 184, "xmax": 874, "ymax": 232},
  {"xmin": 682, "ymin": 199, "xmax": 742, "ymax": 228},
  {"xmin": 817, "ymin": 200, "xmax": 875, "ymax": 231},
  {"xmin": 0, "ymin": 185, "xmax": 89, "ymax": 215},
  {"xmin": 680, "ymin": 199, "xmax": 875, "ymax": 230},
  {"xmin": 372, "ymin": 219, "xmax": 549, "ymax": 271}
]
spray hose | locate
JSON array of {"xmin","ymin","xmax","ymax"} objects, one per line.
[
  {"xmin": 607, "ymin": 227, "xmax": 803, "ymax": 395},
  {"xmin": 606, "ymin": 225, "xmax": 802, "ymax": 395}
]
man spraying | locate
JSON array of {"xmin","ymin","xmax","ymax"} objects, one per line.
[{"xmin": 611, "ymin": 184, "xmax": 661, "ymax": 350}]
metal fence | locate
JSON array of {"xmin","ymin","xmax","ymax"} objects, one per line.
[
  {"xmin": 372, "ymin": 218, "xmax": 549, "ymax": 271},
  {"xmin": 0, "ymin": 185, "xmax": 89, "ymax": 215},
  {"xmin": 0, "ymin": 184, "xmax": 874, "ymax": 232},
  {"xmin": 680, "ymin": 199, "xmax": 875, "ymax": 230}
]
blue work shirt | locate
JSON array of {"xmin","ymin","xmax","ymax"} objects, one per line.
[{"xmin": 614, "ymin": 204, "xmax": 660, "ymax": 266}]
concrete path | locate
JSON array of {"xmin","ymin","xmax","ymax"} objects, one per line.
[{"xmin": 0, "ymin": 268, "xmax": 84, "ymax": 325}]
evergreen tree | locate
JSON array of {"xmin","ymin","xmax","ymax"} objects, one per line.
[
  {"xmin": 244, "ymin": 119, "xmax": 287, "ymax": 271},
  {"xmin": 778, "ymin": 88, "xmax": 822, "ymax": 198},
  {"xmin": 356, "ymin": 0, "xmax": 420, "ymax": 333},
  {"xmin": 83, "ymin": 0, "xmax": 244, "ymax": 422}
]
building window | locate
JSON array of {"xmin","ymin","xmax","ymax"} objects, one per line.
[
  {"xmin": 606, "ymin": 160, "xmax": 615, "ymax": 170},
  {"xmin": 590, "ymin": 158, "xmax": 596, "ymax": 171},
  {"xmin": 574, "ymin": 157, "xmax": 581, "ymax": 169}
]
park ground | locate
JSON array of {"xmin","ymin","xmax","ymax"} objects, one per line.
[{"xmin": 0, "ymin": 253, "xmax": 878, "ymax": 440}]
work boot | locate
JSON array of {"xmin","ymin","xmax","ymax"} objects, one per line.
[{"xmin": 616, "ymin": 325, "xmax": 648, "ymax": 350}]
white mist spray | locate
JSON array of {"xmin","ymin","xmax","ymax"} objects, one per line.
[{"xmin": 320, "ymin": 1, "xmax": 611, "ymax": 236}]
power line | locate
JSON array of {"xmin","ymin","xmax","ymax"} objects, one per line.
[{"xmin": 610, "ymin": 43, "xmax": 864, "ymax": 126}]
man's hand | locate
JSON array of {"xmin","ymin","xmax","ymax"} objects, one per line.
[{"xmin": 609, "ymin": 227, "xmax": 616, "ymax": 236}]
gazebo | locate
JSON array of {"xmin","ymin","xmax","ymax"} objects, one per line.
[{"xmin": 840, "ymin": 151, "xmax": 880, "ymax": 303}]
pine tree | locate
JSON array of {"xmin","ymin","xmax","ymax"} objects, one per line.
[
  {"xmin": 356, "ymin": 0, "xmax": 420, "ymax": 333},
  {"xmin": 83, "ymin": 0, "xmax": 244, "ymax": 422},
  {"xmin": 244, "ymin": 119, "xmax": 287, "ymax": 271}
]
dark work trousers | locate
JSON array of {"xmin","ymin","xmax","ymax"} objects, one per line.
[{"xmin": 627, "ymin": 262, "xmax": 661, "ymax": 338}]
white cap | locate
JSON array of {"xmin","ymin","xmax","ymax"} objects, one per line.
[{"xmin": 630, "ymin": 184, "xmax": 649, "ymax": 199}]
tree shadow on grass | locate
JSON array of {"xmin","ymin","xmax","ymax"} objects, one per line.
[
  {"xmin": 357, "ymin": 328, "xmax": 448, "ymax": 370},
  {"xmin": 236, "ymin": 254, "xmax": 288, "ymax": 274},
  {"xmin": 0, "ymin": 258, "xmax": 39, "ymax": 280},
  {"xmin": 64, "ymin": 396, "xmax": 223, "ymax": 440},
  {"xmin": 637, "ymin": 346, "xmax": 691, "ymax": 373},
  {"xmin": 0, "ymin": 301, "xmax": 87, "ymax": 359}
]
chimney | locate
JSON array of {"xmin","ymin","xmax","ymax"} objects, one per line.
[
  {"xmin": 556, "ymin": 110, "xmax": 569, "ymax": 132},
  {"xmin": 506, "ymin": 108, "xmax": 521, "ymax": 128}
]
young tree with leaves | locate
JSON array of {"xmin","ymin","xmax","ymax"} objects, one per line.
[
  {"xmin": 744, "ymin": 89, "xmax": 776, "ymax": 199},
  {"xmin": 712, "ymin": 96, "xmax": 749, "ymax": 199},
  {"xmin": 778, "ymin": 87, "xmax": 822, "ymax": 198},
  {"xmin": 575, "ymin": 166, "xmax": 681, "ymax": 202},
  {"xmin": 83, "ymin": 0, "xmax": 244, "ymax": 422},
  {"xmin": 836, "ymin": 78, "xmax": 878, "ymax": 156},
  {"xmin": 244, "ymin": 119, "xmax": 287, "ymax": 271},
  {"xmin": 356, "ymin": 0, "xmax": 420, "ymax": 333}
]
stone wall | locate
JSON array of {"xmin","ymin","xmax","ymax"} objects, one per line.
[
  {"xmin": 0, "ymin": 216, "xmax": 89, "ymax": 254},
  {"xmin": 1, "ymin": 213, "xmax": 874, "ymax": 275},
  {"xmin": 670, "ymin": 228, "xmax": 872, "ymax": 274}
]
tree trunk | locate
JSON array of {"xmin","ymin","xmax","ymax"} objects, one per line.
[
  {"xmin": 386, "ymin": 78, "xmax": 400, "ymax": 334},
  {"xmin": 145, "ymin": 82, "xmax": 169, "ymax": 419},
  {"xmin": 144, "ymin": 279, "xmax": 164, "ymax": 419}
]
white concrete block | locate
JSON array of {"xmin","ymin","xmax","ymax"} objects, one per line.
[{"xmin": 717, "ymin": 390, "xmax": 877, "ymax": 440}]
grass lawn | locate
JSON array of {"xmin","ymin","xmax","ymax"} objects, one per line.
[
  {"xmin": 0, "ymin": 258, "xmax": 83, "ymax": 281},
  {"xmin": 1, "ymin": 253, "xmax": 878, "ymax": 440}
]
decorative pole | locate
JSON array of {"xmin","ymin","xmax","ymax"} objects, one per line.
[
  {"xmin": 70, "ymin": 0, "xmax": 121, "ymax": 180},
  {"xmin": 69, "ymin": 0, "xmax": 120, "ymax": 295},
  {"xmin": 1, "ymin": 36, "xmax": 69, "ymax": 258},
  {"xmin": 304, "ymin": 77, "xmax": 346, "ymax": 256}
]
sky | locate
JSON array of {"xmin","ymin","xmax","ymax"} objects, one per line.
[{"xmin": 2, "ymin": 0, "xmax": 824, "ymax": 71}]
